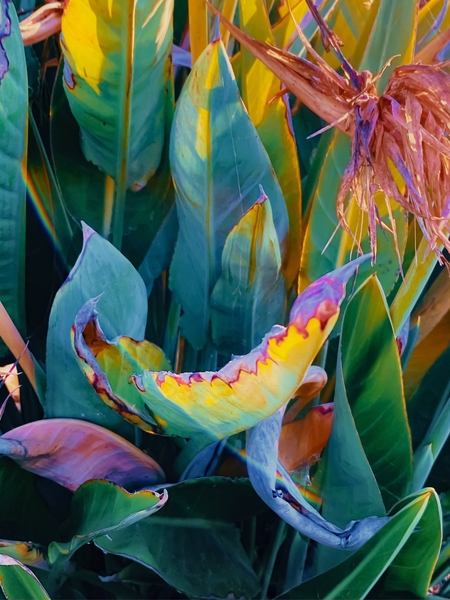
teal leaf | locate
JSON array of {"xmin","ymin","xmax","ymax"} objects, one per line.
[{"xmin": 169, "ymin": 37, "xmax": 288, "ymax": 349}]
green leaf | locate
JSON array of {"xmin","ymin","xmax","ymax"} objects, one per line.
[
  {"xmin": 48, "ymin": 480, "xmax": 167, "ymax": 564},
  {"xmin": 238, "ymin": 0, "xmax": 302, "ymax": 286},
  {"xmin": 300, "ymin": 0, "xmax": 417, "ymax": 297},
  {"xmin": 50, "ymin": 64, "xmax": 174, "ymax": 265},
  {"xmin": 211, "ymin": 193, "xmax": 285, "ymax": 354},
  {"xmin": 169, "ymin": 37, "xmax": 288, "ymax": 349},
  {"xmin": 0, "ymin": 457, "xmax": 63, "ymax": 546},
  {"xmin": 96, "ymin": 478, "xmax": 261, "ymax": 598},
  {"xmin": 0, "ymin": 1, "xmax": 27, "ymax": 356},
  {"xmin": 60, "ymin": 0, "xmax": 174, "ymax": 247},
  {"xmin": 279, "ymin": 489, "xmax": 436, "ymax": 599},
  {"xmin": 0, "ymin": 556, "xmax": 49, "ymax": 600},
  {"xmin": 341, "ymin": 276, "xmax": 413, "ymax": 508},
  {"xmin": 45, "ymin": 224, "xmax": 147, "ymax": 437},
  {"xmin": 0, "ymin": 541, "xmax": 46, "ymax": 570},
  {"xmin": 383, "ymin": 490, "xmax": 442, "ymax": 597}
]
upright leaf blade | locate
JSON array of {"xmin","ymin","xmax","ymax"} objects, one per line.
[
  {"xmin": 169, "ymin": 37, "xmax": 288, "ymax": 349},
  {"xmin": 210, "ymin": 194, "xmax": 285, "ymax": 354},
  {"xmin": 239, "ymin": 0, "xmax": 302, "ymax": 286},
  {"xmin": 60, "ymin": 0, "xmax": 174, "ymax": 247},
  {"xmin": 0, "ymin": 1, "xmax": 27, "ymax": 355}
]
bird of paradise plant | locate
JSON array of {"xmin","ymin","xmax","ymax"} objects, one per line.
[{"xmin": 0, "ymin": 0, "xmax": 449, "ymax": 598}]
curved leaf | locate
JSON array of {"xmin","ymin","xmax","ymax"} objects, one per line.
[
  {"xmin": 45, "ymin": 223, "xmax": 147, "ymax": 437},
  {"xmin": 0, "ymin": 542, "xmax": 46, "ymax": 569},
  {"xmin": 74, "ymin": 256, "xmax": 368, "ymax": 438},
  {"xmin": 0, "ymin": 419, "xmax": 165, "ymax": 491},
  {"xmin": 0, "ymin": 1, "xmax": 27, "ymax": 356},
  {"xmin": 239, "ymin": 0, "xmax": 302, "ymax": 285},
  {"xmin": 0, "ymin": 555, "xmax": 49, "ymax": 600},
  {"xmin": 210, "ymin": 192, "xmax": 285, "ymax": 354},
  {"xmin": 60, "ymin": 0, "xmax": 173, "ymax": 190},
  {"xmin": 48, "ymin": 480, "xmax": 167, "ymax": 564},
  {"xmin": 246, "ymin": 407, "xmax": 388, "ymax": 549},
  {"xmin": 279, "ymin": 489, "xmax": 437, "ymax": 599},
  {"xmin": 169, "ymin": 37, "xmax": 288, "ymax": 349}
]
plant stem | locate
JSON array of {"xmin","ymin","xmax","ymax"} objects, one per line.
[
  {"xmin": 0, "ymin": 302, "xmax": 36, "ymax": 392},
  {"xmin": 260, "ymin": 519, "xmax": 287, "ymax": 600}
]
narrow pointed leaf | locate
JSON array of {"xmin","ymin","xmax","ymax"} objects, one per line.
[
  {"xmin": 210, "ymin": 193, "xmax": 285, "ymax": 354},
  {"xmin": 0, "ymin": 419, "xmax": 165, "ymax": 491},
  {"xmin": 0, "ymin": 542, "xmax": 46, "ymax": 569},
  {"xmin": 48, "ymin": 480, "xmax": 167, "ymax": 564},
  {"xmin": 45, "ymin": 224, "xmax": 147, "ymax": 437},
  {"xmin": 169, "ymin": 37, "xmax": 288, "ymax": 349},
  {"xmin": 0, "ymin": 1, "xmax": 27, "ymax": 357},
  {"xmin": 74, "ymin": 257, "xmax": 368, "ymax": 439},
  {"xmin": 0, "ymin": 556, "xmax": 49, "ymax": 600},
  {"xmin": 60, "ymin": 0, "xmax": 173, "ymax": 189}
]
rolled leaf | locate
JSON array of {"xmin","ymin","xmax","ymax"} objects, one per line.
[
  {"xmin": 210, "ymin": 191, "xmax": 285, "ymax": 355},
  {"xmin": 74, "ymin": 256, "xmax": 368, "ymax": 439},
  {"xmin": 0, "ymin": 1, "xmax": 27, "ymax": 356},
  {"xmin": 0, "ymin": 419, "xmax": 165, "ymax": 491},
  {"xmin": 169, "ymin": 36, "xmax": 288, "ymax": 349},
  {"xmin": 246, "ymin": 407, "xmax": 389, "ymax": 549},
  {"xmin": 60, "ymin": 0, "xmax": 173, "ymax": 190},
  {"xmin": 0, "ymin": 555, "xmax": 49, "ymax": 600}
]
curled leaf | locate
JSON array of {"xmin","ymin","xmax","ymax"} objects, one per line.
[
  {"xmin": 73, "ymin": 256, "xmax": 368, "ymax": 439},
  {"xmin": 0, "ymin": 419, "xmax": 165, "ymax": 491},
  {"xmin": 247, "ymin": 407, "xmax": 389, "ymax": 549}
]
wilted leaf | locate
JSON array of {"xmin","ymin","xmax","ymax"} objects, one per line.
[{"xmin": 74, "ymin": 257, "xmax": 368, "ymax": 439}]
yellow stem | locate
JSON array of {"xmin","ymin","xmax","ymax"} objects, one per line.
[{"xmin": 0, "ymin": 302, "xmax": 36, "ymax": 393}]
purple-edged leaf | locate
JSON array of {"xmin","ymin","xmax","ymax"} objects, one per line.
[
  {"xmin": 73, "ymin": 256, "xmax": 369, "ymax": 439},
  {"xmin": 246, "ymin": 408, "xmax": 389, "ymax": 549},
  {"xmin": 0, "ymin": 541, "xmax": 47, "ymax": 569},
  {"xmin": 0, "ymin": 419, "xmax": 165, "ymax": 491},
  {"xmin": 0, "ymin": 555, "xmax": 49, "ymax": 600}
]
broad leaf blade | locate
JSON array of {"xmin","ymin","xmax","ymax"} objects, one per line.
[
  {"xmin": 48, "ymin": 480, "xmax": 167, "ymax": 564},
  {"xmin": 0, "ymin": 1, "xmax": 27, "ymax": 356},
  {"xmin": 45, "ymin": 224, "xmax": 147, "ymax": 436},
  {"xmin": 0, "ymin": 419, "xmax": 165, "ymax": 491},
  {"xmin": 169, "ymin": 37, "xmax": 288, "ymax": 349}
]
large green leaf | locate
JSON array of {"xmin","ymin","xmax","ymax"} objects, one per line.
[
  {"xmin": 210, "ymin": 193, "xmax": 285, "ymax": 354},
  {"xmin": 50, "ymin": 64, "xmax": 174, "ymax": 264},
  {"xmin": 238, "ymin": 0, "xmax": 302, "ymax": 286},
  {"xmin": 0, "ymin": 1, "xmax": 27, "ymax": 355},
  {"xmin": 299, "ymin": 0, "xmax": 417, "ymax": 296},
  {"xmin": 96, "ymin": 477, "xmax": 261, "ymax": 598},
  {"xmin": 48, "ymin": 480, "xmax": 167, "ymax": 565},
  {"xmin": 169, "ymin": 37, "xmax": 288, "ymax": 349},
  {"xmin": 45, "ymin": 224, "xmax": 147, "ymax": 437},
  {"xmin": 0, "ymin": 556, "xmax": 49, "ymax": 600},
  {"xmin": 341, "ymin": 276, "xmax": 413, "ymax": 508},
  {"xmin": 60, "ymin": 0, "xmax": 173, "ymax": 246},
  {"xmin": 279, "ymin": 489, "xmax": 438, "ymax": 599}
]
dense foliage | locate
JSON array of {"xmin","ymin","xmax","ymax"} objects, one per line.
[{"xmin": 0, "ymin": 0, "xmax": 450, "ymax": 598}]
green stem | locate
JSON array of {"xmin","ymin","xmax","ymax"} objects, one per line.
[{"xmin": 260, "ymin": 519, "xmax": 287, "ymax": 600}]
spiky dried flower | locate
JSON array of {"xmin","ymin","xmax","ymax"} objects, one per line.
[{"xmin": 209, "ymin": 1, "xmax": 450, "ymax": 265}]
